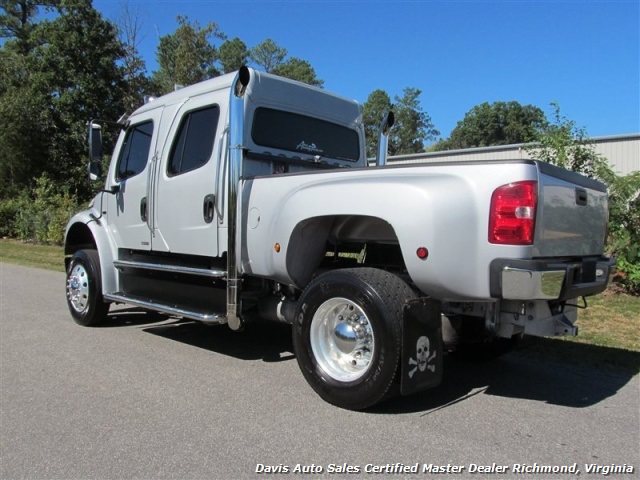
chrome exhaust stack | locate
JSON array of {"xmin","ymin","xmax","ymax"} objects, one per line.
[
  {"xmin": 227, "ymin": 66, "xmax": 251, "ymax": 331},
  {"xmin": 375, "ymin": 111, "xmax": 394, "ymax": 167}
]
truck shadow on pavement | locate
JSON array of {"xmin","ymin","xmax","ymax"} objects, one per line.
[
  {"xmin": 376, "ymin": 343, "xmax": 639, "ymax": 414},
  {"xmin": 103, "ymin": 308, "xmax": 638, "ymax": 412},
  {"xmin": 141, "ymin": 315, "xmax": 296, "ymax": 363},
  {"xmin": 104, "ymin": 307, "xmax": 295, "ymax": 362},
  {"xmin": 101, "ymin": 307, "xmax": 171, "ymax": 327}
]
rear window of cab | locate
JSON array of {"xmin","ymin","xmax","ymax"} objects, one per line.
[{"xmin": 251, "ymin": 107, "xmax": 360, "ymax": 162}]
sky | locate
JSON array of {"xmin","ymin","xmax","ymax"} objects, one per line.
[{"xmin": 92, "ymin": 0, "xmax": 640, "ymax": 141}]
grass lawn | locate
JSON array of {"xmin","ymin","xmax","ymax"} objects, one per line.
[
  {"xmin": 1, "ymin": 238, "xmax": 638, "ymax": 367},
  {"xmin": 522, "ymin": 290, "xmax": 639, "ymax": 372},
  {"xmin": 0, "ymin": 238, "xmax": 65, "ymax": 272},
  {"xmin": 574, "ymin": 292, "xmax": 639, "ymax": 351}
]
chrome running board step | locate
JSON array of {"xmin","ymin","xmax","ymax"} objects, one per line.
[
  {"xmin": 104, "ymin": 293, "xmax": 227, "ymax": 324},
  {"xmin": 113, "ymin": 260, "xmax": 226, "ymax": 279}
]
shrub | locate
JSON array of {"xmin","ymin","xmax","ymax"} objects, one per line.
[
  {"xmin": 0, "ymin": 195, "xmax": 25, "ymax": 238},
  {"xmin": 12, "ymin": 175, "xmax": 81, "ymax": 245},
  {"xmin": 607, "ymin": 172, "xmax": 640, "ymax": 294}
]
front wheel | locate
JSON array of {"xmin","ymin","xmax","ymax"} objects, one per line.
[
  {"xmin": 292, "ymin": 268, "xmax": 415, "ymax": 410},
  {"xmin": 66, "ymin": 249, "xmax": 109, "ymax": 326}
]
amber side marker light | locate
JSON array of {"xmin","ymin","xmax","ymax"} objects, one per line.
[{"xmin": 274, "ymin": 243, "xmax": 281, "ymax": 253}]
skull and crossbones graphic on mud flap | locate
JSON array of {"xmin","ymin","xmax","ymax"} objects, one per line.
[{"xmin": 408, "ymin": 335, "xmax": 437, "ymax": 378}]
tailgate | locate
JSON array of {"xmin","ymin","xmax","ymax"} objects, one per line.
[{"xmin": 534, "ymin": 162, "xmax": 608, "ymax": 257}]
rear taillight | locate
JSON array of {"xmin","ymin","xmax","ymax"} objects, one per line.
[{"xmin": 489, "ymin": 181, "xmax": 537, "ymax": 245}]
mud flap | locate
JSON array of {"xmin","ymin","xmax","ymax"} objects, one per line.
[{"xmin": 401, "ymin": 298, "xmax": 443, "ymax": 396}]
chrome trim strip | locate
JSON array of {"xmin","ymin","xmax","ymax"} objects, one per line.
[
  {"xmin": 113, "ymin": 260, "xmax": 226, "ymax": 278},
  {"xmin": 226, "ymin": 67, "xmax": 250, "ymax": 331},
  {"xmin": 104, "ymin": 293, "xmax": 226, "ymax": 323}
]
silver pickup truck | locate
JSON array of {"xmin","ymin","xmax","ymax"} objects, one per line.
[{"xmin": 64, "ymin": 67, "xmax": 614, "ymax": 409}]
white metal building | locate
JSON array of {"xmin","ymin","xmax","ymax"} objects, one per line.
[{"xmin": 387, "ymin": 133, "xmax": 639, "ymax": 176}]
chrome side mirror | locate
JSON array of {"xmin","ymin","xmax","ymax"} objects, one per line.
[{"xmin": 88, "ymin": 122, "xmax": 103, "ymax": 181}]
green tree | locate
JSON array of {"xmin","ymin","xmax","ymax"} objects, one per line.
[
  {"xmin": 249, "ymin": 38, "xmax": 286, "ymax": 73},
  {"xmin": 362, "ymin": 89, "xmax": 393, "ymax": 159},
  {"xmin": 0, "ymin": 1, "xmax": 54, "ymax": 196},
  {"xmin": 0, "ymin": 0, "xmax": 126, "ymax": 201},
  {"xmin": 153, "ymin": 15, "xmax": 224, "ymax": 94},
  {"xmin": 117, "ymin": 0, "xmax": 151, "ymax": 112},
  {"xmin": 0, "ymin": 0, "xmax": 57, "ymax": 54},
  {"xmin": 272, "ymin": 57, "xmax": 323, "ymax": 87},
  {"xmin": 362, "ymin": 88, "xmax": 439, "ymax": 158},
  {"xmin": 246, "ymin": 38, "xmax": 323, "ymax": 86},
  {"xmin": 438, "ymin": 101, "xmax": 545, "ymax": 150},
  {"xmin": 527, "ymin": 102, "xmax": 612, "ymax": 178},
  {"xmin": 0, "ymin": 80, "xmax": 51, "ymax": 197},
  {"xmin": 391, "ymin": 87, "xmax": 439, "ymax": 155},
  {"xmin": 35, "ymin": 0, "xmax": 126, "ymax": 197},
  {"xmin": 219, "ymin": 37, "xmax": 248, "ymax": 73}
]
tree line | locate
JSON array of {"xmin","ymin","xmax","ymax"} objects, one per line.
[
  {"xmin": 1, "ymin": 0, "xmax": 637, "ymax": 293},
  {"xmin": 0, "ymin": 0, "xmax": 443, "ymax": 199}
]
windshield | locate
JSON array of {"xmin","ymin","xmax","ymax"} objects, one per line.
[{"xmin": 251, "ymin": 107, "xmax": 360, "ymax": 162}]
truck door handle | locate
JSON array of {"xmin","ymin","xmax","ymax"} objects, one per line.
[
  {"xmin": 140, "ymin": 197, "xmax": 148, "ymax": 222},
  {"xmin": 203, "ymin": 194, "xmax": 215, "ymax": 223},
  {"xmin": 575, "ymin": 188, "xmax": 588, "ymax": 206}
]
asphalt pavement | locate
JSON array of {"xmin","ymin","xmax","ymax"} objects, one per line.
[{"xmin": 1, "ymin": 262, "xmax": 638, "ymax": 479}]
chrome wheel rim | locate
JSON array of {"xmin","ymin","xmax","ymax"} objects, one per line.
[
  {"xmin": 67, "ymin": 263, "xmax": 90, "ymax": 313},
  {"xmin": 310, "ymin": 297, "xmax": 375, "ymax": 382}
]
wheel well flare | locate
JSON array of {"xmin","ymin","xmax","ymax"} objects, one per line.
[
  {"xmin": 286, "ymin": 215, "xmax": 401, "ymax": 287},
  {"xmin": 64, "ymin": 223, "xmax": 97, "ymax": 265}
]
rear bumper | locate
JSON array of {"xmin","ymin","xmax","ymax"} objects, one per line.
[{"xmin": 490, "ymin": 256, "xmax": 616, "ymax": 301}]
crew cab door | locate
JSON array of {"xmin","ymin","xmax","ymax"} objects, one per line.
[
  {"xmin": 105, "ymin": 108, "xmax": 161, "ymax": 251},
  {"xmin": 152, "ymin": 91, "xmax": 227, "ymax": 257}
]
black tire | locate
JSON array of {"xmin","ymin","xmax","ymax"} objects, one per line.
[
  {"xmin": 292, "ymin": 268, "xmax": 415, "ymax": 410},
  {"xmin": 65, "ymin": 249, "xmax": 109, "ymax": 326}
]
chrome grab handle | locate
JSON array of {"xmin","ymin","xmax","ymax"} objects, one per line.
[{"xmin": 215, "ymin": 125, "xmax": 229, "ymax": 222}]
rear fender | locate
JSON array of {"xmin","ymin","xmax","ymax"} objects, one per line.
[{"xmin": 243, "ymin": 173, "xmax": 454, "ymax": 289}]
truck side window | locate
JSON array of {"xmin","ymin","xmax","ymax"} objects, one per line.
[
  {"xmin": 168, "ymin": 106, "xmax": 220, "ymax": 176},
  {"xmin": 116, "ymin": 121, "xmax": 154, "ymax": 181}
]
